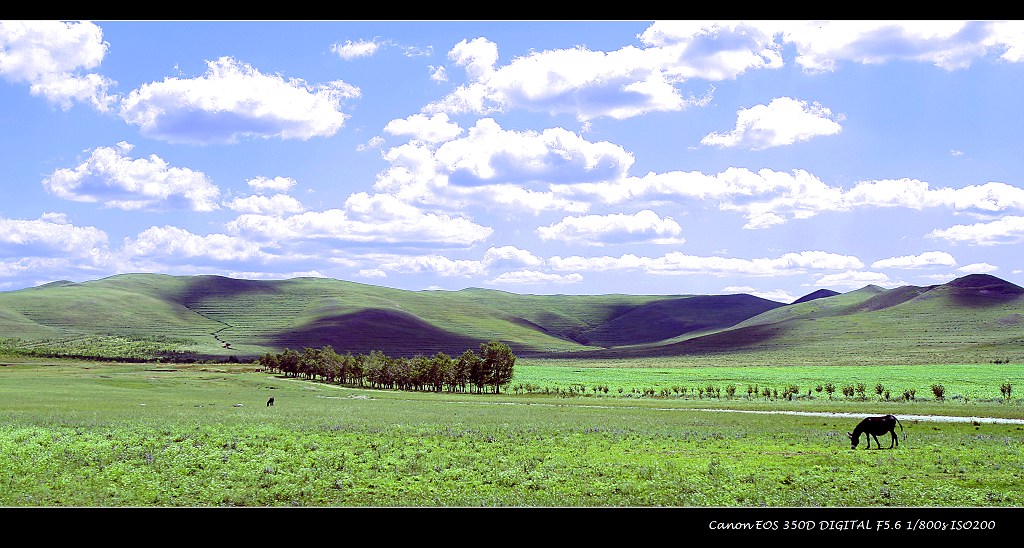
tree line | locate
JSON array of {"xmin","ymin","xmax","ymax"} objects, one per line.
[{"xmin": 256, "ymin": 340, "xmax": 516, "ymax": 394}]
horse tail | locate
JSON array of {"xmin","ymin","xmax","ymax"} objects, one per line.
[{"xmin": 894, "ymin": 415, "xmax": 905, "ymax": 440}]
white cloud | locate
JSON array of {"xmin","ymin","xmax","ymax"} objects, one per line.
[
  {"xmin": 119, "ymin": 56, "xmax": 359, "ymax": 144},
  {"xmin": 871, "ymin": 251, "xmax": 957, "ymax": 269},
  {"xmin": 957, "ymin": 262, "xmax": 998, "ymax": 273},
  {"xmin": 226, "ymin": 192, "xmax": 492, "ymax": 246},
  {"xmin": 487, "ymin": 270, "xmax": 584, "ymax": 286},
  {"xmin": 384, "ymin": 113, "xmax": 464, "ymax": 144},
  {"xmin": 548, "ymin": 250, "xmax": 863, "ymax": 277},
  {"xmin": 917, "ymin": 273, "xmax": 958, "ymax": 284},
  {"xmin": 371, "ymin": 118, "xmax": 625, "ymax": 214},
  {"xmin": 814, "ymin": 270, "xmax": 904, "ymax": 289},
  {"xmin": 0, "ymin": 20, "xmax": 117, "ymax": 111},
  {"xmin": 227, "ymin": 269, "xmax": 325, "ymax": 280},
  {"xmin": 701, "ymin": 96, "xmax": 843, "ymax": 150},
  {"xmin": 224, "ymin": 194, "xmax": 306, "ymax": 215},
  {"xmin": 429, "ymin": 65, "xmax": 447, "ymax": 82},
  {"xmin": 42, "ymin": 142, "xmax": 221, "ymax": 211},
  {"xmin": 247, "ymin": 176, "xmax": 297, "ymax": 193},
  {"xmin": 357, "ymin": 268, "xmax": 387, "ymax": 278},
  {"xmin": 370, "ymin": 254, "xmax": 488, "ymax": 277},
  {"xmin": 482, "ymin": 246, "xmax": 544, "ymax": 267},
  {"xmin": 428, "ymin": 35, "xmax": 718, "ymax": 121},
  {"xmin": 775, "ymin": 20, "xmax": 1015, "ymax": 72},
  {"xmin": 0, "ymin": 213, "xmax": 108, "ymax": 256},
  {"xmin": 723, "ymin": 286, "xmax": 796, "ymax": 303},
  {"xmin": 569, "ymin": 169, "xmax": 1024, "ymax": 229},
  {"xmin": 357, "ymin": 136, "xmax": 386, "ymax": 152},
  {"xmin": 425, "ymin": 21, "xmax": 1024, "ymax": 123},
  {"xmin": 122, "ymin": 226, "xmax": 268, "ymax": 261},
  {"xmin": 435, "ymin": 118, "xmax": 634, "ymax": 185},
  {"xmin": 537, "ymin": 209, "xmax": 685, "ymax": 246},
  {"xmin": 331, "ymin": 39, "xmax": 381, "ymax": 60},
  {"xmin": 0, "ymin": 257, "xmax": 80, "ymax": 279},
  {"xmin": 928, "ymin": 215, "xmax": 1024, "ymax": 245}
]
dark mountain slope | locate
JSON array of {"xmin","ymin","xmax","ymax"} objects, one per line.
[
  {"xmin": 269, "ymin": 308, "xmax": 483, "ymax": 357},
  {"xmin": 575, "ymin": 294, "xmax": 785, "ymax": 347},
  {"xmin": 792, "ymin": 289, "xmax": 839, "ymax": 304}
]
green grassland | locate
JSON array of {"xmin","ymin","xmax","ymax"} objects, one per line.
[
  {"xmin": 2, "ymin": 273, "xmax": 1023, "ymax": 369},
  {"xmin": 2, "ymin": 273, "xmax": 1023, "ymax": 509},
  {"xmin": 1, "ymin": 360, "xmax": 1021, "ymax": 507}
]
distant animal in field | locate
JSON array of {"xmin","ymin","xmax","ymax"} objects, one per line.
[
  {"xmin": 848, "ymin": 414, "xmax": 904, "ymax": 449},
  {"xmin": 267, "ymin": 397, "xmax": 275, "ymax": 407}
]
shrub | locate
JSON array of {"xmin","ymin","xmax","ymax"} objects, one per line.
[
  {"xmin": 931, "ymin": 384, "xmax": 945, "ymax": 401},
  {"xmin": 1000, "ymin": 381, "xmax": 1012, "ymax": 400}
]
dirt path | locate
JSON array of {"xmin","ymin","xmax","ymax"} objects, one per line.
[{"xmin": 669, "ymin": 408, "xmax": 1024, "ymax": 425}]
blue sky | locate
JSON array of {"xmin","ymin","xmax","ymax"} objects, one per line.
[{"xmin": 2, "ymin": 20, "xmax": 1024, "ymax": 302}]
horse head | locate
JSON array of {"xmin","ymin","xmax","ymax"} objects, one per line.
[{"xmin": 847, "ymin": 431, "xmax": 858, "ymax": 449}]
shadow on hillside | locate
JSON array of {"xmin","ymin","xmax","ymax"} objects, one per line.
[{"xmin": 269, "ymin": 308, "xmax": 486, "ymax": 357}]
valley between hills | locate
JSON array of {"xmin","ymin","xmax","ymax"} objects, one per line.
[{"xmin": 0, "ymin": 272, "xmax": 1022, "ymax": 366}]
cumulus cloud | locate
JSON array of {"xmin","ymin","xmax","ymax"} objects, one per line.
[
  {"xmin": 371, "ymin": 118, "xmax": 625, "ymax": 214},
  {"xmin": 42, "ymin": 142, "xmax": 221, "ymax": 211},
  {"xmin": 423, "ymin": 21, "xmax": 1024, "ymax": 123},
  {"xmin": 701, "ymin": 96, "xmax": 843, "ymax": 149},
  {"xmin": 957, "ymin": 262, "xmax": 998, "ymax": 273},
  {"xmin": 871, "ymin": 251, "xmax": 957, "ymax": 269},
  {"xmin": 224, "ymin": 194, "xmax": 306, "ymax": 215},
  {"xmin": 368, "ymin": 254, "xmax": 488, "ymax": 277},
  {"xmin": 0, "ymin": 213, "xmax": 108, "ymax": 256},
  {"xmin": 436, "ymin": 118, "xmax": 633, "ymax": 185},
  {"xmin": 928, "ymin": 215, "xmax": 1024, "ymax": 245},
  {"xmin": 814, "ymin": 270, "xmax": 904, "ymax": 289},
  {"xmin": 774, "ymin": 20, "xmax": 1018, "ymax": 72},
  {"xmin": 119, "ymin": 56, "xmax": 359, "ymax": 144},
  {"xmin": 331, "ymin": 39, "xmax": 381, "ymax": 60},
  {"xmin": 122, "ymin": 226, "xmax": 268, "ymax": 261},
  {"xmin": 724, "ymin": 285, "xmax": 797, "ymax": 303},
  {"xmin": 567, "ymin": 168, "xmax": 1024, "ymax": 229},
  {"xmin": 427, "ymin": 35, "xmax": 718, "ymax": 121},
  {"xmin": 0, "ymin": 20, "xmax": 117, "ymax": 111},
  {"xmin": 247, "ymin": 176, "xmax": 297, "ymax": 193},
  {"xmin": 384, "ymin": 113, "xmax": 464, "ymax": 144},
  {"xmin": 548, "ymin": 250, "xmax": 862, "ymax": 277},
  {"xmin": 226, "ymin": 192, "xmax": 492, "ymax": 246},
  {"xmin": 537, "ymin": 209, "xmax": 685, "ymax": 246},
  {"xmin": 0, "ymin": 257, "xmax": 86, "ymax": 280},
  {"xmin": 486, "ymin": 270, "xmax": 584, "ymax": 286},
  {"xmin": 482, "ymin": 246, "xmax": 544, "ymax": 267}
]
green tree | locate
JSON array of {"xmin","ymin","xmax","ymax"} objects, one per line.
[
  {"xmin": 480, "ymin": 340, "xmax": 515, "ymax": 394},
  {"xmin": 432, "ymin": 352, "xmax": 454, "ymax": 392},
  {"xmin": 453, "ymin": 350, "xmax": 475, "ymax": 393},
  {"xmin": 461, "ymin": 349, "xmax": 486, "ymax": 393}
]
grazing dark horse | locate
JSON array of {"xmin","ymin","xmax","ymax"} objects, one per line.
[
  {"xmin": 848, "ymin": 414, "xmax": 904, "ymax": 449},
  {"xmin": 267, "ymin": 397, "xmax": 275, "ymax": 407}
]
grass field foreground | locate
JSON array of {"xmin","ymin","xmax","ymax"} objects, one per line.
[{"xmin": 0, "ymin": 360, "xmax": 1022, "ymax": 507}]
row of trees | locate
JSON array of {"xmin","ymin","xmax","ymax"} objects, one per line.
[{"xmin": 257, "ymin": 341, "xmax": 516, "ymax": 394}]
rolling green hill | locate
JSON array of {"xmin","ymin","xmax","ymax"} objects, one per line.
[
  {"xmin": 0, "ymin": 273, "xmax": 783, "ymax": 359},
  {"xmin": 573, "ymin": 274, "xmax": 1024, "ymax": 365},
  {"xmin": 1, "ymin": 272, "xmax": 1022, "ymax": 365}
]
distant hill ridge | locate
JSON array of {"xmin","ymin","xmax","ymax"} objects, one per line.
[{"xmin": 0, "ymin": 272, "xmax": 1021, "ymax": 365}]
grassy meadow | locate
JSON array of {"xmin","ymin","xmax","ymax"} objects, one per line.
[{"xmin": 1, "ymin": 358, "xmax": 1022, "ymax": 508}]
